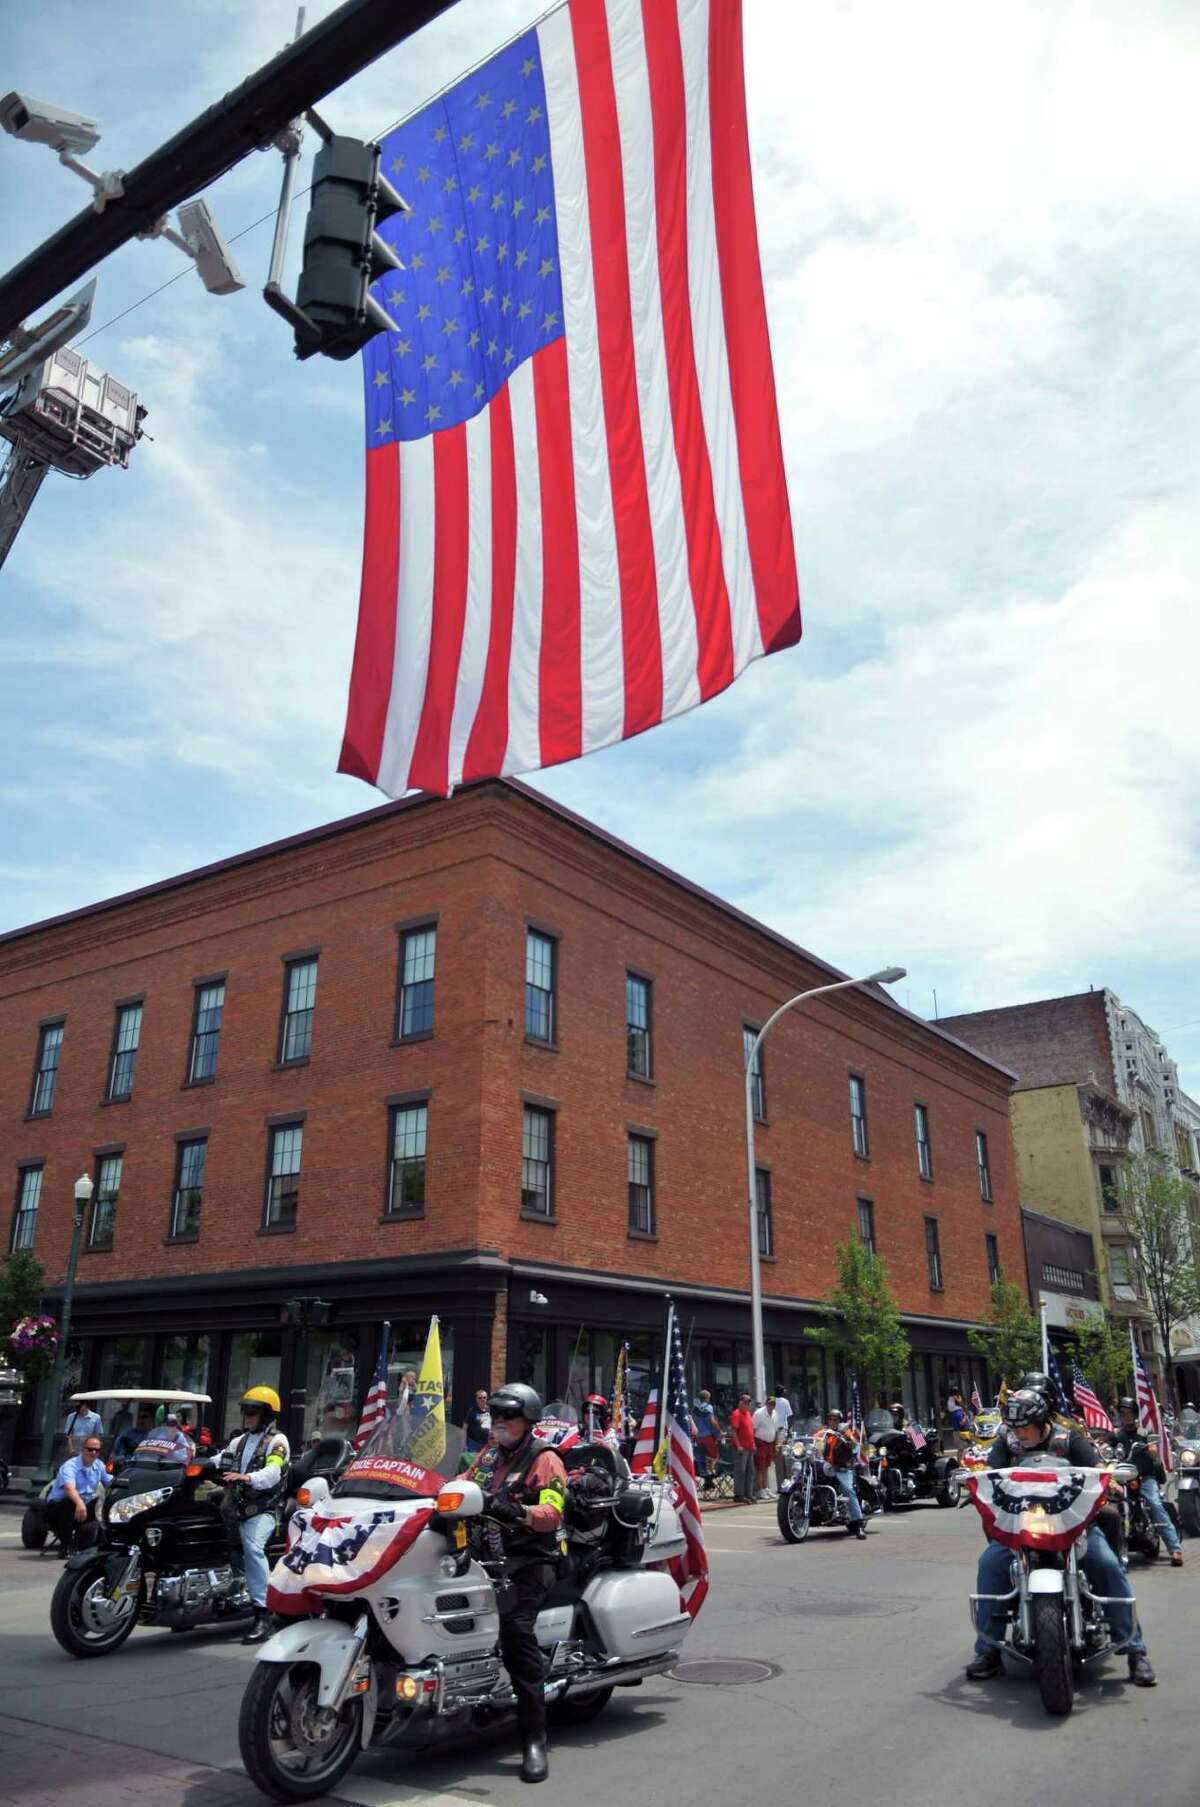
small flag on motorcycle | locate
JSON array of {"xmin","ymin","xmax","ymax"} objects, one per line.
[
  {"xmin": 406, "ymin": 1315, "xmax": 447, "ymax": 1470},
  {"xmin": 353, "ymin": 1321, "xmax": 391, "ymax": 1451}
]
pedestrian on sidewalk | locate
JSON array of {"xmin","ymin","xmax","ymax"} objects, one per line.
[
  {"xmin": 729, "ymin": 1393, "xmax": 756, "ymax": 1502},
  {"xmin": 62, "ymin": 1402, "xmax": 103, "ymax": 1454},
  {"xmin": 752, "ymin": 1395, "xmax": 778, "ymax": 1500},
  {"xmin": 692, "ymin": 1390, "xmax": 722, "ymax": 1489},
  {"xmin": 772, "ymin": 1390, "xmax": 793, "ymax": 1488}
]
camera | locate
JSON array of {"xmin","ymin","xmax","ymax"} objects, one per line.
[
  {"xmin": 177, "ymin": 199, "xmax": 245, "ymax": 296},
  {"xmin": 0, "ymin": 90, "xmax": 102, "ymax": 156}
]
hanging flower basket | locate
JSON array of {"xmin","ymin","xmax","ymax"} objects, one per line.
[{"xmin": 8, "ymin": 1315, "xmax": 59, "ymax": 1380}]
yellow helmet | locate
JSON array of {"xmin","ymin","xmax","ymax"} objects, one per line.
[{"xmin": 241, "ymin": 1385, "xmax": 281, "ymax": 1416}]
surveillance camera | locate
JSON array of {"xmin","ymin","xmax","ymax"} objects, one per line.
[
  {"xmin": 0, "ymin": 91, "xmax": 101, "ymax": 156},
  {"xmin": 177, "ymin": 199, "xmax": 245, "ymax": 296},
  {"xmin": 529, "ymin": 1289, "xmax": 549, "ymax": 1307}
]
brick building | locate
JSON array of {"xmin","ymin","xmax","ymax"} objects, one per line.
[{"xmin": 2, "ymin": 781, "xmax": 1017, "ymax": 1457}]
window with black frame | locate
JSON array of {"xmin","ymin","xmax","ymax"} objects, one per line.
[
  {"xmin": 11, "ymin": 1165, "xmax": 42, "ymax": 1253},
  {"xmin": 171, "ymin": 1139, "xmax": 207, "ymax": 1238},
  {"xmin": 850, "ymin": 1073, "xmax": 869, "ymax": 1157},
  {"xmin": 744, "ymin": 1025, "xmax": 766, "ymax": 1120},
  {"xmin": 755, "ymin": 1166, "xmax": 773, "ymax": 1257},
  {"xmin": 108, "ymin": 1003, "xmax": 142, "ymax": 1100},
  {"xmin": 188, "ymin": 981, "xmax": 225, "ymax": 1083},
  {"xmin": 280, "ymin": 959, "xmax": 317, "ymax": 1064},
  {"xmin": 265, "ymin": 1123, "xmax": 302, "ymax": 1228},
  {"xmin": 89, "ymin": 1154, "xmax": 122, "ymax": 1249},
  {"xmin": 924, "ymin": 1215, "xmax": 943, "ymax": 1289},
  {"xmin": 626, "ymin": 974, "xmax": 652, "ymax": 1078},
  {"xmin": 397, "ymin": 926, "xmax": 437, "ymax": 1038},
  {"xmin": 628, "ymin": 1133, "xmax": 655, "ymax": 1235},
  {"xmin": 976, "ymin": 1129, "xmax": 993, "ymax": 1201},
  {"xmin": 521, "ymin": 1105, "xmax": 554, "ymax": 1216},
  {"xmin": 857, "ymin": 1196, "xmax": 876, "ymax": 1255},
  {"xmin": 387, "ymin": 1102, "xmax": 428, "ymax": 1214},
  {"xmin": 525, "ymin": 930, "xmax": 556, "ymax": 1042},
  {"xmin": 915, "ymin": 1102, "xmax": 933, "ymax": 1179},
  {"xmin": 986, "ymin": 1234, "xmax": 1001, "ymax": 1286},
  {"xmin": 30, "ymin": 1022, "xmax": 63, "ymax": 1116}
]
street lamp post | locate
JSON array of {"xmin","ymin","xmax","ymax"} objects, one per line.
[
  {"xmin": 744, "ymin": 967, "xmax": 906, "ymax": 1404},
  {"xmin": 31, "ymin": 1170, "xmax": 94, "ymax": 1487}
]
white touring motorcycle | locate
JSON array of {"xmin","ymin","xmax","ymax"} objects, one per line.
[{"xmin": 238, "ymin": 1413, "xmax": 694, "ymax": 1801}]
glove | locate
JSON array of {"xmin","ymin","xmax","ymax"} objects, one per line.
[{"xmin": 484, "ymin": 1496, "xmax": 524, "ymax": 1526}]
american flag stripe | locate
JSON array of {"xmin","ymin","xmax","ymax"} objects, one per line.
[
  {"xmin": 630, "ymin": 1388, "xmax": 659, "ymax": 1474},
  {"xmin": 339, "ymin": 0, "xmax": 798, "ymax": 800},
  {"xmin": 1071, "ymin": 1365, "xmax": 1114, "ymax": 1434}
]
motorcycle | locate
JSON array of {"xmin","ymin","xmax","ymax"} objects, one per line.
[
  {"xmin": 237, "ymin": 1412, "xmax": 693, "ymax": 1802},
  {"xmin": 1173, "ymin": 1413, "xmax": 1200, "ymax": 1537},
  {"xmin": 49, "ymin": 1433, "xmax": 350, "ymax": 1658},
  {"xmin": 867, "ymin": 1408, "xmax": 961, "ymax": 1509},
  {"xmin": 777, "ymin": 1419, "xmax": 877, "ymax": 1544},
  {"xmin": 966, "ymin": 1459, "xmax": 1139, "ymax": 1716}
]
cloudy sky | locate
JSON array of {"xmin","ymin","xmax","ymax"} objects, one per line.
[{"xmin": 3, "ymin": 1, "xmax": 1199, "ymax": 1085}]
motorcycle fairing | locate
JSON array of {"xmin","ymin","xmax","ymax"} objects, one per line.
[
  {"xmin": 268, "ymin": 1503, "xmax": 433, "ymax": 1615},
  {"xmin": 966, "ymin": 1466, "xmax": 1110, "ymax": 1552}
]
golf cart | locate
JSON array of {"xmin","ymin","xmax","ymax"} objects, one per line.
[{"xmin": 21, "ymin": 1388, "xmax": 212, "ymax": 1553}]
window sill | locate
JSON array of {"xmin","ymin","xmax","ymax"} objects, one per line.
[
  {"xmin": 24, "ymin": 1109, "xmax": 52, "ymax": 1123},
  {"xmin": 390, "ymin": 1030, "xmax": 434, "ymax": 1048},
  {"xmin": 99, "ymin": 1094, "xmax": 131, "ymax": 1108},
  {"xmin": 257, "ymin": 1222, "xmax": 297, "ymax": 1236},
  {"xmin": 627, "ymin": 1227, "xmax": 658, "ymax": 1242},
  {"xmin": 273, "ymin": 1058, "xmax": 311, "ymax": 1073},
  {"xmin": 164, "ymin": 1233, "xmax": 199, "ymax": 1245},
  {"xmin": 524, "ymin": 1036, "xmax": 559, "ymax": 1053},
  {"xmin": 759, "ymin": 1252, "xmax": 777, "ymax": 1263},
  {"xmin": 81, "ymin": 1243, "xmax": 113, "ymax": 1257},
  {"xmin": 918, "ymin": 1171, "xmax": 935, "ymax": 1184},
  {"xmin": 379, "ymin": 1210, "xmax": 426, "ymax": 1223},
  {"xmin": 626, "ymin": 1070, "xmax": 656, "ymax": 1088},
  {"xmin": 181, "ymin": 1075, "xmax": 216, "ymax": 1091},
  {"xmin": 928, "ymin": 1283, "xmax": 945, "ymax": 1293},
  {"xmin": 853, "ymin": 1150, "xmax": 871, "ymax": 1163},
  {"xmin": 520, "ymin": 1209, "xmax": 557, "ymax": 1225}
]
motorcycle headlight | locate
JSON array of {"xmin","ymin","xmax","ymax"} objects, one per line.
[
  {"xmin": 1183, "ymin": 1450, "xmax": 1197, "ymax": 1467},
  {"xmin": 107, "ymin": 1486, "xmax": 173, "ymax": 1524}
]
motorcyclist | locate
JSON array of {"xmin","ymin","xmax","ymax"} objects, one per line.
[
  {"xmin": 110, "ymin": 1403, "xmax": 156, "ymax": 1465},
  {"xmin": 466, "ymin": 1382, "xmax": 567, "ymax": 1784},
  {"xmin": 1019, "ymin": 1369, "xmax": 1060, "ymax": 1418},
  {"xmin": 581, "ymin": 1392, "xmax": 628, "ymax": 1470},
  {"xmin": 213, "ymin": 1385, "xmax": 291, "ymax": 1644},
  {"xmin": 966, "ymin": 1387, "xmax": 1156, "ymax": 1686},
  {"xmin": 1113, "ymin": 1397, "xmax": 1183, "ymax": 1568},
  {"xmin": 815, "ymin": 1408, "xmax": 866, "ymax": 1540}
]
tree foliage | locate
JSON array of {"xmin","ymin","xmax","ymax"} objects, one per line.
[
  {"xmin": 812, "ymin": 1239, "xmax": 911, "ymax": 1406},
  {"xmin": 1, "ymin": 1251, "xmax": 53, "ymax": 1382},
  {"xmin": 1067, "ymin": 1311, "xmax": 1133, "ymax": 1412},
  {"xmin": 969, "ymin": 1278, "xmax": 1042, "ymax": 1385},
  {"xmin": 1116, "ymin": 1153, "xmax": 1200, "ymax": 1397}
]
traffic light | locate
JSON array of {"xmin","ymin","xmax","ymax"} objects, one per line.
[{"xmin": 293, "ymin": 134, "xmax": 405, "ymax": 361}]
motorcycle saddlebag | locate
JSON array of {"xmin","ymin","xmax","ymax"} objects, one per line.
[{"xmin": 583, "ymin": 1567, "xmax": 686, "ymax": 1659}]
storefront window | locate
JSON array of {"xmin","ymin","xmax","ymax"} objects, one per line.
[
  {"xmin": 514, "ymin": 1326, "xmax": 548, "ymax": 1402},
  {"xmin": 305, "ymin": 1332, "xmax": 359, "ymax": 1442},
  {"xmin": 223, "ymin": 1331, "xmax": 282, "ymax": 1441},
  {"xmin": 384, "ymin": 1322, "xmax": 454, "ymax": 1415},
  {"xmin": 161, "ymin": 1333, "xmax": 210, "ymax": 1398},
  {"xmin": 777, "ymin": 1344, "xmax": 825, "ymax": 1419},
  {"xmin": 94, "ymin": 1336, "xmax": 145, "ymax": 1432}
]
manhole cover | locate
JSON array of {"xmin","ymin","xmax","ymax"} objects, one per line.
[
  {"xmin": 668, "ymin": 1658, "xmax": 779, "ymax": 1686},
  {"xmin": 780, "ymin": 1594, "xmax": 917, "ymax": 1620}
]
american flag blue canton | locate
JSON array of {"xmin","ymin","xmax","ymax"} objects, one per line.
[
  {"xmin": 668, "ymin": 1307, "xmax": 691, "ymax": 1432},
  {"xmin": 363, "ymin": 32, "xmax": 565, "ymax": 444}
]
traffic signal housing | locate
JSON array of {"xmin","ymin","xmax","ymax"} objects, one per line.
[{"xmin": 293, "ymin": 134, "xmax": 406, "ymax": 361}]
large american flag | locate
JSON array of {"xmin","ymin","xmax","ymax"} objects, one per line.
[
  {"xmin": 339, "ymin": 0, "xmax": 799, "ymax": 798},
  {"xmin": 1132, "ymin": 1330, "xmax": 1173, "ymax": 1474},
  {"xmin": 353, "ymin": 1321, "xmax": 392, "ymax": 1452},
  {"xmin": 1071, "ymin": 1364, "xmax": 1114, "ymax": 1435},
  {"xmin": 662, "ymin": 1300, "xmax": 708, "ymax": 1617},
  {"xmin": 629, "ymin": 1387, "xmax": 659, "ymax": 1475}
]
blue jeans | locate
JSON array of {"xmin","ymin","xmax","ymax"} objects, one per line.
[
  {"xmin": 1140, "ymin": 1477, "xmax": 1181, "ymax": 1554},
  {"xmin": 974, "ymin": 1525, "xmax": 1144, "ymax": 1656},
  {"xmin": 831, "ymin": 1465, "xmax": 862, "ymax": 1522},
  {"xmin": 237, "ymin": 1512, "xmax": 275, "ymax": 1609}
]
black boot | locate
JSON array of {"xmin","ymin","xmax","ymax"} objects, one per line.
[
  {"xmin": 965, "ymin": 1650, "xmax": 1003, "ymax": 1680},
  {"xmin": 241, "ymin": 1608, "xmax": 274, "ymax": 1645},
  {"xmin": 520, "ymin": 1736, "xmax": 549, "ymax": 1784},
  {"xmin": 852, "ymin": 1522, "xmax": 867, "ymax": 1541},
  {"xmin": 1128, "ymin": 1653, "xmax": 1157, "ymax": 1687}
]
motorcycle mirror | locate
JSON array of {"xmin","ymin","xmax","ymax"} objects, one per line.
[{"xmin": 1113, "ymin": 1463, "xmax": 1138, "ymax": 1484}]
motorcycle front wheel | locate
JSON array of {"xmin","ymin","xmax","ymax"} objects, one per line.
[
  {"xmin": 1032, "ymin": 1595, "xmax": 1074, "ymax": 1716},
  {"xmin": 934, "ymin": 1469, "xmax": 961, "ymax": 1508},
  {"xmin": 778, "ymin": 1490, "xmax": 811, "ymax": 1543},
  {"xmin": 50, "ymin": 1559, "xmax": 140, "ymax": 1658},
  {"xmin": 1181, "ymin": 1492, "xmax": 1200, "ymax": 1538},
  {"xmin": 239, "ymin": 1660, "xmax": 364, "ymax": 1802}
]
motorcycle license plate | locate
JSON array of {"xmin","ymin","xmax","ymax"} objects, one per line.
[{"xmin": 453, "ymin": 1523, "xmax": 468, "ymax": 1548}]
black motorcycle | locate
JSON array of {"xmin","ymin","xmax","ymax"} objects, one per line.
[
  {"xmin": 49, "ymin": 1436, "xmax": 350, "ymax": 1658},
  {"xmin": 1173, "ymin": 1415, "xmax": 1200, "ymax": 1537},
  {"xmin": 866, "ymin": 1409, "xmax": 961, "ymax": 1509},
  {"xmin": 777, "ymin": 1420, "xmax": 877, "ymax": 1543}
]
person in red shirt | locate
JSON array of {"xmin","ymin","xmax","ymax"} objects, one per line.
[{"xmin": 729, "ymin": 1393, "xmax": 756, "ymax": 1503}]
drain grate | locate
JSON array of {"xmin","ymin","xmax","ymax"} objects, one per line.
[{"xmin": 669, "ymin": 1658, "xmax": 779, "ymax": 1686}]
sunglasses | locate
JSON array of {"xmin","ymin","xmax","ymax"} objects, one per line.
[
  {"xmin": 84, "ymin": 1445, "xmax": 102, "ymax": 1453},
  {"xmin": 491, "ymin": 1406, "xmax": 525, "ymax": 1421}
]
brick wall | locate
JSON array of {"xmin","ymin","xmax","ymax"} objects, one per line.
[
  {"xmin": 1, "ymin": 782, "xmax": 1018, "ymax": 1328},
  {"xmin": 938, "ymin": 993, "xmax": 1114, "ymax": 1094}
]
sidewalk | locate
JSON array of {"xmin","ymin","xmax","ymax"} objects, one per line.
[{"xmin": 0, "ymin": 1715, "xmax": 264, "ymax": 1806}]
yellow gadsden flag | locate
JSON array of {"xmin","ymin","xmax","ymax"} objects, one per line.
[{"xmin": 407, "ymin": 1314, "xmax": 446, "ymax": 1469}]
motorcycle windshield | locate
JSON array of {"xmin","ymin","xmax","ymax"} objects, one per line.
[
  {"xmin": 865, "ymin": 1410, "xmax": 894, "ymax": 1433},
  {"xmin": 332, "ymin": 1409, "xmax": 466, "ymax": 1502},
  {"xmin": 108, "ymin": 1453, "xmax": 189, "ymax": 1493}
]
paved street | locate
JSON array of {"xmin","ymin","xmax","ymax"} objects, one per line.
[{"xmin": 1, "ymin": 1499, "xmax": 1196, "ymax": 1806}]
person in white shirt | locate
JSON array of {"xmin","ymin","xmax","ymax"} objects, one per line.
[
  {"xmin": 772, "ymin": 1391, "xmax": 793, "ymax": 1488},
  {"xmin": 751, "ymin": 1397, "xmax": 778, "ymax": 1500}
]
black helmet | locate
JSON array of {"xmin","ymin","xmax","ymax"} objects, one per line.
[
  {"xmin": 1005, "ymin": 1388, "xmax": 1051, "ymax": 1429},
  {"xmin": 488, "ymin": 1382, "xmax": 543, "ymax": 1423},
  {"xmin": 1118, "ymin": 1396, "xmax": 1138, "ymax": 1415},
  {"xmin": 1020, "ymin": 1370, "xmax": 1060, "ymax": 1415}
]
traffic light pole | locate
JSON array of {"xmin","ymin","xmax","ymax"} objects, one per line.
[{"xmin": 0, "ymin": 0, "xmax": 458, "ymax": 344}]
